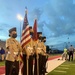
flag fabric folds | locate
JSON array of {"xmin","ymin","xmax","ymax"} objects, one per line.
[
  {"xmin": 32, "ymin": 19, "xmax": 38, "ymax": 41},
  {"xmin": 21, "ymin": 9, "xmax": 31, "ymax": 48}
]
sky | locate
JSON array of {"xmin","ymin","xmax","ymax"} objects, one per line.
[{"xmin": 0, "ymin": 0, "xmax": 75, "ymax": 50}]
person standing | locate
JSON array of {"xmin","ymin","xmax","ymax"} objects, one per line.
[
  {"xmin": 22, "ymin": 26, "xmax": 35, "ymax": 75},
  {"xmin": 62, "ymin": 48, "xmax": 67, "ymax": 60},
  {"xmin": 41, "ymin": 36, "xmax": 48, "ymax": 75},
  {"xmin": 0, "ymin": 47, "xmax": 5, "ymax": 61},
  {"xmin": 68, "ymin": 45, "xmax": 74, "ymax": 61},
  {"xmin": 5, "ymin": 27, "xmax": 22, "ymax": 75},
  {"xmin": 34, "ymin": 32, "xmax": 43, "ymax": 75}
]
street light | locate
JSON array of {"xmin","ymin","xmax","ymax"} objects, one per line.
[
  {"xmin": 17, "ymin": 14, "xmax": 23, "ymax": 21},
  {"xmin": 17, "ymin": 14, "xmax": 23, "ymax": 41}
]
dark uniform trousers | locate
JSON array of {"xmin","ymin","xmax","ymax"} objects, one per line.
[
  {"xmin": 42, "ymin": 55, "xmax": 48, "ymax": 75},
  {"xmin": 69, "ymin": 51, "xmax": 73, "ymax": 61},
  {"xmin": 34, "ymin": 54, "xmax": 43, "ymax": 75},
  {"xmin": 5, "ymin": 60, "xmax": 19, "ymax": 75},
  {"xmin": 23, "ymin": 54, "xmax": 33, "ymax": 75}
]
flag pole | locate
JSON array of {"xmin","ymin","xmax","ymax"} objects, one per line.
[
  {"xmin": 27, "ymin": 59, "xmax": 29, "ymax": 75},
  {"xmin": 20, "ymin": 6, "xmax": 31, "ymax": 75},
  {"xmin": 33, "ymin": 18, "xmax": 39, "ymax": 75},
  {"xmin": 37, "ymin": 54, "xmax": 39, "ymax": 75}
]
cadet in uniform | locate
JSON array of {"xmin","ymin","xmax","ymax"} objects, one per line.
[
  {"xmin": 41, "ymin": 36, "xmax": 48, "ymax": 75},
  {"xmin": 34, "ymin": 32, "xmax": 43, "ymax": 75},
  {"xmin": 23, "ymin": 26, "xmax": 35, "ymax": 75},
  {"xmin": 5, "ymin": 27, "xmax": 22, "ymax": 75},
  {"xmin": 62, "ymin": 48, "xmax": 67, "ymax": 60}
]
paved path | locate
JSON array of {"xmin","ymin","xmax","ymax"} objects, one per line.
[
  {"xmin": 0, "ymin": 56, "xmax": 65, "ymax": 75},
  {"xmin": 46, "ymin": 57, "xmax": 65, "ymax": 74}
]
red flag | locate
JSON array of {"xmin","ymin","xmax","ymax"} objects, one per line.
[{"xmin": 32, "ymin": 19, "xmax": 38, "ymax": 41}]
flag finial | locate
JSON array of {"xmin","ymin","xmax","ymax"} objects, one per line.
[{"xmin": 25, "ymin": 7, "xmax": 28, "ymax": 14}]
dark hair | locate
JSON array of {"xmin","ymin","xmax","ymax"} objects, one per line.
[{"xmin": 9, "ymin": 34, "xmax": 10, "ymax": 37}]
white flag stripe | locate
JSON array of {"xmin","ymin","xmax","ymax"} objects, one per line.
[
  {"xmin": 21, "ymin": 30, "xmax": 30, "ymax": 40},
  {"xmin": 22, "ymin": 25, "xmax": 29, "ymax": 36},
  {"xmin": 21, "ymin": 36, "xmax": 31, "ymax": 45}
]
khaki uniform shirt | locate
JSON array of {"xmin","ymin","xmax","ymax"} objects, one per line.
[
  {"xmin": 36, "ymin": 40, "xmax": 43, "ymax": 54},
  {"xmin": 23, "ymin": 39, "xmax": 35, "ymax": 55},
  {"xmin": 36, "ymin": 40, "xmax": 46, "ymax": 55},
  {"xmin": 6, "ymin": 37, "xmax": 22, "ymax": 62},
  {"xmin": 41, "ymin": 42, "xmax": 46, "ymax": 55}
]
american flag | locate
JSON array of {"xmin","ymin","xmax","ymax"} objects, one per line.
[{"xmin": 21, "ymin": 8, "xmax": 31, "ymax": 48}]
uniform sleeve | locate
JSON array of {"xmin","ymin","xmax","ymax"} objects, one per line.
[
  {"xmin": 44, "ymin": 45, "xmax": 46, "ymax": 53},
  {"xmin": 6, "ymin": 39, "xmax": 10, "ymax": 49},
  {"xmin": 42, "ymin": 42, "xmax": 46, "ymax": 53}
]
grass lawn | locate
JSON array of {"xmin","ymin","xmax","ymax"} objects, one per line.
[
  {"xmin": 0, "ymin": 61, "xmax": 5, "ymax": 66},
  {"xmin": 47, "ymin": 57, "xmax": 75, "ymax": 75},
  {"xmin": 49, "ymin": 54, "xmax": 61, "ymax": 57}
]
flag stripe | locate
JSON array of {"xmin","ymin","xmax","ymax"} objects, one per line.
[
  {"xmin": 22, "ymin": 25, "xmax": 29, "ymax": 36},
  {"xmin": 21, "ymin": 35, "xmax": 31, "ymax": 46},
  {"xmin": 21, "ymin": 34, "xmax": 30, "ymax": 43},
  {"xmin": 22, "ymin": 39, "xmax": 31, "ymax": 48},
  {"xmin": 21, "ymin": 29, "xmax": 30, "ymax": 42},
  {"xmin": 21, "ymin": 34, "xmax": 31, "ymax": 48}
]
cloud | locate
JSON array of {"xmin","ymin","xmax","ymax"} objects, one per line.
[
  {"xmin": 0, "ymin": 23, "xmax": 11, "ymax": 36},
  {"xmin": 0, "ymin": 22, "xmax": 21, "ymax": 41},
  {"xmin": 0, "ymin": 23, "xmax": 11, "ymax": 28},
  {"xmin": 42, "ymin": 0, "xmax": 75, "ymax": 37},
  {"xmin": 29, "ymin": 0, "xmax": 75, "ymax": 38},
  {"xmin": 30, "ymin": 8, "xmax": 43, "ymax": 21},
  {"xmin": 29, "ymin": 8, "xmax": 45, "ymax": 33}
]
